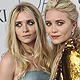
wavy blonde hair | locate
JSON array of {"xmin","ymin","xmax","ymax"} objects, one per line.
[
  {"xmin": 7, "ymin": 2, "xmax": 52, "ymax": 78},
  {"xmin": 45, "ymin": 0, "xmax": 80, "ymax": 80}
]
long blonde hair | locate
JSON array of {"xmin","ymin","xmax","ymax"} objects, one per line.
[
  {"xmin": 45, "ymin": 0, "xmax": 80, "ymax": 80},
  {"xmin": 7, "ymin": 2, "xmax": 52, "ymax": 78}
]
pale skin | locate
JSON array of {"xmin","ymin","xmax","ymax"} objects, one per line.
[
  {"xmin": 0, "ymin": 11, "xmax": 40, "ymax": 80},
  {"xmin": 45, "ymin": 9, "xmax": 77, "ymax": 45},
  {"xmin": 15, "ymin": 11, "xmax": 36, "ymax": 53}
]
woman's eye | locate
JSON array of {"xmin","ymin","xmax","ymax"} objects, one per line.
[
  {"xmin": 57, "ymin": 22, "xmax": 64, "ymax": 26},
  {"xmin": 46, "ymin": 22, "xmax": 52, "ymax": 26},
  {"xmin": 27, "ymin": 20, "xmax": 35, "ymax": 26},
  {"xmin": 15, "ymin": 22, "xmax": 22, "ymax": 27}
]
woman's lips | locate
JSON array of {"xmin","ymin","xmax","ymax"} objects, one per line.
[
  {"xmin": 22, "ymin": 35, "xmax": 31, "ymax": 38},
  {"xmin": 51, "ymin": 35, "xmax": 60, "ymax": 39}
]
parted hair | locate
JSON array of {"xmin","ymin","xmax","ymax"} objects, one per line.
[{"xmin": 7, "ymin": 2, "xmax": 52, "ymax": 78}]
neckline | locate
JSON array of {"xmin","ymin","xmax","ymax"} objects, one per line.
[{"xmin": 27, "ymin": 70, "xmax": 43, "ymax": 72}]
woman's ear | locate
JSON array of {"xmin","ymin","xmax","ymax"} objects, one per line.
[{"xmin": 72, "ymin": 21, "xmax": 77, "ymax": 32}]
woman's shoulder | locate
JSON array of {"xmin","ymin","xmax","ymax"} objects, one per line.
[
  {"xmin": 61, "ymin": 39, "xmax": 80, "ymax": 80},
  {"xmin": 65, "ymin": 38, "xmax": 80, "ymax": 50},
  {"xmin": 0, "ymin": 51, "xmax": 16, "ymax": 80},
  {"xmin": 62, "ymin": 38, "xmax": 80, "ymax": 54},
  {"xmin": 0, "ymin": 51, "xmax": 15, "ymax": 71},
  {"xmin": 65, "ymin": 38, "xmax": 80, "ymax": 45},
  {"xmin": 1, "ymin": 51, "xmax": 15, "ymax": 64}
]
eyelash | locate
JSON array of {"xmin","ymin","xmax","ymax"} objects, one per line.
[
  {"xmin": 46, "ymin": 22, "xmax": 52, "ymax": 26},
  {"xmin": 15, "ymin": 22, "xmax": 22, "ymax": 27},
  {"xmin": 45, "ymin": 22, "xmax": 64, "ymax": 27},
  {"xmin": 57, "ymin": 22, "xmax": 64, "ymax": 26},
  {"xmin": 15, "ymin": 20, "xmax": 35, "ymax": 27},
  {"xmin": 27, "ymin": 20, "xmax": 35, "ymax": 26}
]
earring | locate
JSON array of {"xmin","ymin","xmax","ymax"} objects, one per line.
[{"xmin": 71, "ymin": 31, "xmax": 74, "ymax": 36}]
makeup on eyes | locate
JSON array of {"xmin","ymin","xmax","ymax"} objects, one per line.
[
  {"xmin": 56, "ymin": 20, "xmax": 65, "ymax": 26},
  {"xmin": 15, "ymin": 19, "xmax": 35, "ymax": 27},
  {"xmin": 45, "ymin": 19, "xmax": 65, "ymax": 27}
]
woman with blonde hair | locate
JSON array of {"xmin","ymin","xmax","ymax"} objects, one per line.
[
  {"xmin": 45, "ymin": 0, "xmax": 80, "ymax": 80},
  {"xmin": 0, "ymin": 2, "xmax": 52, "ymax": 80}
]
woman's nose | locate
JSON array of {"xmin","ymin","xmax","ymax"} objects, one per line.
[
  {"xmin": 23, "ymin": 24, "xmax": 29, "ymax": 33},
  {"xmin": 52, "ymin": 24, "xmax": 58, "ymax": 33}
]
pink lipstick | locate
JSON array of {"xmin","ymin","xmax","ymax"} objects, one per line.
[{"xmin": 51, "ymin": 35, "xmax": 60, "ymax": 39}]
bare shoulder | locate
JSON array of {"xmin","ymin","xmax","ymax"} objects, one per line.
[
  {"xmin": 0, "ymin": 51, "xmax": 16, "ymax": 80},
  {"xmin": 0, "ymin": 51, "xmax": 15, "ymax": 67}
]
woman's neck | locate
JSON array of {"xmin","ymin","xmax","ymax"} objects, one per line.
[{"xmin": 21, "ymin": 40, "xmax": 35, "ymax": 53}]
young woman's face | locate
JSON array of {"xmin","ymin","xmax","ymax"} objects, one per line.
[
  {"xmin": 45, "ymin": 9, "xmax": 76, "ymax": 44},
  {"xmin": 15, "ymin": 11, "xmax": 36, "ymax": 45}
]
